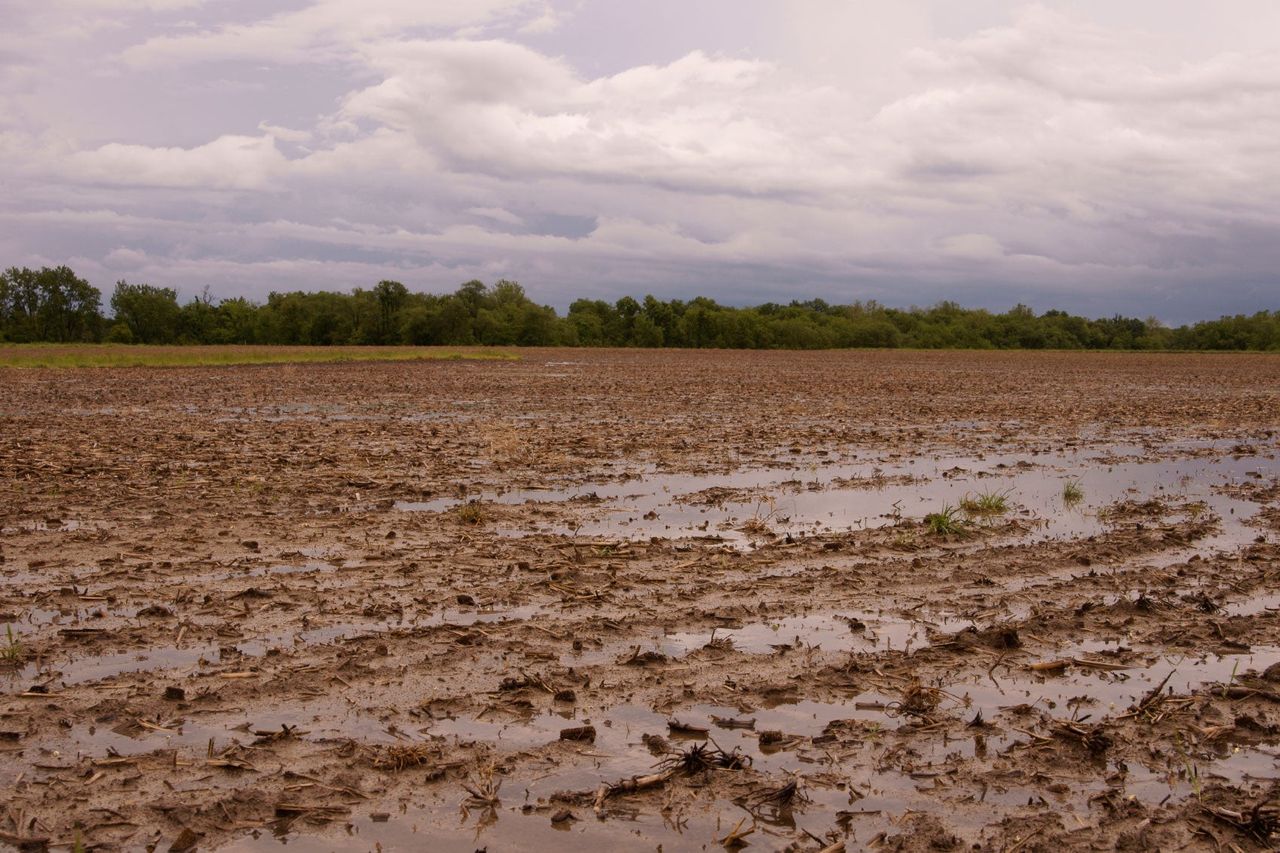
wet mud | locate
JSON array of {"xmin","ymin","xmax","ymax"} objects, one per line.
[{"xmin": 2, "ymin": 349, "xmax": 1279, "ymax": 851}]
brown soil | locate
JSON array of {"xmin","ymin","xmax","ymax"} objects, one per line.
[{"xmin": 1, "ymin": 349, "xmax": 1279, "ymax": 852}]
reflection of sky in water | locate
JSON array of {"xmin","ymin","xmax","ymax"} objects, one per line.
[
  {"xmin": 225, "ymin": 643, "xmax": 1280, "ymax": 853},
  {"xmin": 7, "ymin": 438, "xmax": 1279, "ymax": 853},
  {"xmin": 9, "ymin": 604, "xmax": 549, "ymax": 686},
  {"xmin": 397, "ymin": 440, "xmax": 1277, "ymax": 552}
]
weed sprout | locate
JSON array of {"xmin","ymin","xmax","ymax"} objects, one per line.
[{"xmin": 923, "ymin": 505, "xmax": 967, "ymax": 536}]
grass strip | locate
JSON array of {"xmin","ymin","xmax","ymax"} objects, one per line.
[{"xmin": 0, "ymin": 344, "xmax": 518, "ymax": 369}]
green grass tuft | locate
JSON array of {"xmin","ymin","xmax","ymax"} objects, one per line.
[
  {"xmin": 1062, "ymin": 481, "xmax": 1085, "ymax": 506},
  {"xmin": 923, "ymin": 505, "xmax": 967, "ymax": 536},
  {"xmin": 959, "ymin": 488, "xmax": 1011, "ymax": 516},
  {"xmin": 1, "ymin": 624, "xmax": 24, "ymax": 666}
]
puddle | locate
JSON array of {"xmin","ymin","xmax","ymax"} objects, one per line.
[
  {"xmin": 958, "ymin": 643, "xmax": 1280, "ymax": 717},
  {"xmin": 246, "ymin": 562, "xmax": 334, "ymax": 578},
  {"xmin": 1, "ymin": 564, "xmax": 102, "ymax": 588},
  {"xmin": 394, "ymin": 441, "xmax": 1276, "ymax": 553},
  {"xmin": 1203, "ymin": 744, "xmax": 1280, "ymax": 786},
  {"xmin": 91, "ymin": 698, "xmax": 395, "ymax": 753},
  {"xmin": 37, "ymin": 629, "xmax": 1258, "ymax": 745},
  {"xmin": 262, "ymin": 698, "xmax": 947, "ymax": 852},
  {"xmin": 0, "ymin": 696, "xmax": 429, "ymax": 789},
  {"xmin": 221, "ymin": 648, "xmax": 1280, "ymax": 853},
  {"xmin": 1, "ymin": 607, "xmax": 70, "ymax": 631},
  {"xmin": 0, "ymin": 519, "xmax": 100, "ymax": 534},
  {"xmin": 195, "ymin": 587, "xmax": 1280, "ymax": 851},
  {"xmin": 515, "ymin": 646, "xmax": 1279, "ymax": 792},
  {"xmin": 8, "ymin": 604, "xmax": 553, "ymax": 687},
  {"xmin": 184, "ymin": 561, "xmax": 338, "ymax": 586},
  {"xmin": 653, "ymin": 609, "xmax": 974, "ymax": 659},
  {"xmin": 421, "ymin": 656, "xmax": 1280, "ymax": 808},
  {"xmin": 1223, "ymin": 592, "xmax": 1280, "ymax": 618},
  {"xmin": 17, "ymin": 644, "xmax": 213, "ymax": 686},
  {"xmin": 221, "ymin": 803, "xmax": 789, "ymax": 853}
]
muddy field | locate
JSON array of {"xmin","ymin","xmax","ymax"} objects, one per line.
[{"xmin": 2, "ymin": 348, "xmax": 1280, "ymax": 852}]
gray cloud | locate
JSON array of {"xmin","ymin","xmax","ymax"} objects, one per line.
[{"xmin": 2, "ymin": 0, "xmax": 1278, "ymax": 323}]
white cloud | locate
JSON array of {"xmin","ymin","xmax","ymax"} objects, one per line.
[
  {"xmin": 103, "ymin": 246, "xmax": 149, "ymax": 269},
  {"xmin": 121, "ymin": 0, "xmax": 540, "ymax": 66},
  {"xmin": 467, "ymin": 207, "xmax": 525, "ymax": 226},
  {"xmin": 258, "ymin": 121, "xmax": 313, "ymax": 144},
  {"xmin": 63, "ymin": 0, "xmax": 205, "ymax": 8},
  {"xmin": 340, "ymin": 41, "xmax": 855, "ymax": 196},
  {"xmin": 5, "ymin": 1, "xmax": 1280, "ymax": 319},
  {"xmin": 71, "ymin": 134, "xmax": 287, "ymax": 189},
  {"xmin": 518, "ymin": 2, "xmax": 562, "ymax": 35},
  {"xmin": 939, "ymin": 234, "xmax": 1005, "ymax": 261}
]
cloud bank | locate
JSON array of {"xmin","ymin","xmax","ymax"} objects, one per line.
[{"xmin": 3, "ymin": 0, "xmax": 1279, "ymax": 321}]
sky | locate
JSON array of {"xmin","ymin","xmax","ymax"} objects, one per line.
[{"xmin": 2, "ymin": 0, "xmax": 1278, "ymax": 323}]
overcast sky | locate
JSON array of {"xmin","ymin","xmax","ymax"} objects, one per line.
[{"xmin": 2, "ymin": 1, "xmax": 1278, "ymax": 321}]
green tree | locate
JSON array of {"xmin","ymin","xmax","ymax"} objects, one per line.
[
  {"xmin": 111, "ymin": 281, "xmax": 181, "ymax": 344},
  {"xmin": 567, "ymin": 299, "xmax": 614, "ymax": 346},
  {"xmin": 214, "ymin": 297, "xmax": 260, "ymax": 344},
  {"xmin": 631, "ymin": 314, "xmax": 664, "ymax": 347},
  {"xmin": 0, "ymin": 266, "xmax": 102, "ymax": 342},
  {"xmin": 372, "ymin": 280, "xmax": 409, "ymax": 344},
  {"xmin": 179, "ymin": 287, "xmax": 219, "ymax": 343}
]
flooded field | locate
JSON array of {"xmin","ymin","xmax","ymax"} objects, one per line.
[{"xmin": 2, "ymin": 348, "xmax": 1279, "ymax": 851}]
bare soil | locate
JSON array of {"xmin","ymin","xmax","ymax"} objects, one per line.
[{"xmin": 2, "ymin": 349, "xmax": 1279, "ymax": 852}]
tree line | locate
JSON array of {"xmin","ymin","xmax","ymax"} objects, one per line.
[{"xmin": 2, "ymin": 265, "xmax": 1279, "ymax": 351}]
